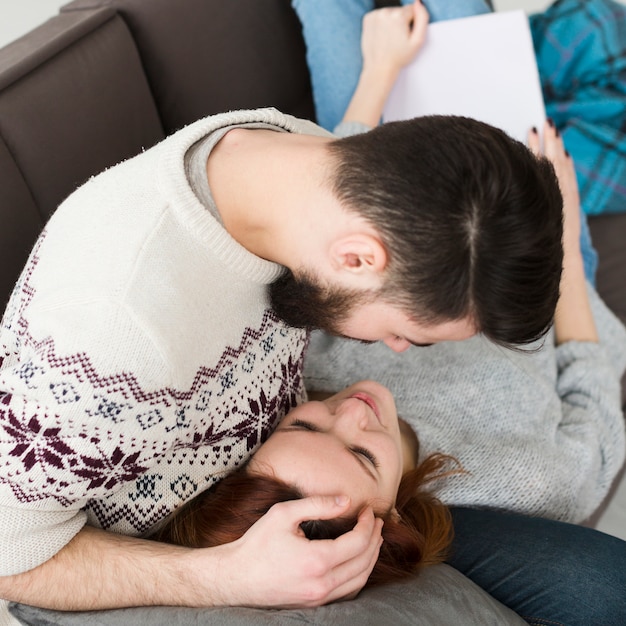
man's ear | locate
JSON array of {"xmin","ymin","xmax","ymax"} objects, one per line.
[{"xmin": 330, "ymin": 234, "xmax": 387, "ymax": 275}]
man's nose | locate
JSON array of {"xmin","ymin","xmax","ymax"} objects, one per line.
[{"xmin": 382, "ymin": 337, "xmax": 411, "ymax": 353}]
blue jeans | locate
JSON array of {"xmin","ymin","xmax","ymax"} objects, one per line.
[
  {"xmin": 291, "ymin": 0, "xmax": 599, "ymax": 284},
  {"xmin": 448, "ymin": 508, "xmax": 626, "ymax": 625}
]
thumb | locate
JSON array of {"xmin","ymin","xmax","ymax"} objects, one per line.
[
  {"xmin": 410, "ymin": 2, "xmax": 429, "ymax": 41},
  {"xmin": 273, "ymin": 495, "xmax": 351, "ymax": 530}
]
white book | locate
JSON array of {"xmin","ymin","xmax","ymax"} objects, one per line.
[{"xmin": 383, "ymin": 10, "xmax": 546, "ymax": 144}]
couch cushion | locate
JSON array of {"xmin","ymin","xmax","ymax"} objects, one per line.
[
  {"xmin": 590, "ymin": 213, "xmax": 626, "ymax": 325},
  {"xmin": 0, "ymin": 137, "xmax": 42, "ymax": 309},
  {"xmin": 0, "ymin": 8, "xmax": 165, "ymax": 309},
  {"xmin": 62, "ymin": 0, "xmax": 316, "ymax": 133},
  {"xmin": 0, "ymin": 8, "xmax": 164, "ymax": 221},
  {"xmin": 10, "ymin": 563, "xmax": 526, "ymax": 625},
  {"xmin": 589, "ymin": 212, "xmax": 626, "ymax": 405}
]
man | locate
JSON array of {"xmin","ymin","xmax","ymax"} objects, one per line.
[{"xmin": 0, "ymin": 107, "xmax": 562, "ymax": 611}]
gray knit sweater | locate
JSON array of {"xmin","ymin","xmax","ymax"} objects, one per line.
[{"xmin": 304, "ymin": 285, "xmax": 626, "ymax": 523}]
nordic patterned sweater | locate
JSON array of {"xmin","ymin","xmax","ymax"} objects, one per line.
[
  {"xmin": 305, "ymin": 285, "xmax": 626, "ymax": 524},
  {"xmin": 0, "ymin": 108, "xmax": 324, "ymax": 577}
]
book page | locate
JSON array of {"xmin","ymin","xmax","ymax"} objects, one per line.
[{"xmin": 383, "ymin": 10, "xmax": 545, "ymax": 144}]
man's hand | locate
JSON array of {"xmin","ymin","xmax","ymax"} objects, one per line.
[
  {"xmin": 0, "ymin": 498, "xmax": 382, "ymax": 612},
  {"xmin": 205, "ymin": 495, "xmax": 384, "ymax": 608}
]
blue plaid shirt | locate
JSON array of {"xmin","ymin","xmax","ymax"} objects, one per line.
[{"xmin": 531, "ymin": 0, "xmax": 626, "ymax": 215}]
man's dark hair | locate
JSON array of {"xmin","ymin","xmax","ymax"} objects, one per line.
[{"xmin": 326, "ymin": 115, "xmax": 564, "ymax": 348}]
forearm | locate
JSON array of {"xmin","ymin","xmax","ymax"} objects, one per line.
[
  {"xmin": 0, "ymin": 496, "xmax": 382, "ymax": 611},
  {"xmin": 0, "ymin": 526, "xmax": 227, "ymax": 610},
  {"xmin": 537, "ymin": 118, "xmax": 598, "ymax": 346},
  {"xmin": 555, "ymin": 346, "xmax": 625, "ymax": 517},
  {"xmin": 554, "ymin": 246, "xmax": 598, "ymax": 345},
  {"xmin": 342, "ymin": 1, "xmax": 428, "ymax": 129},
  {"xmin": 342, "ymin": 66, "xmax": 398, "ymax": 128}
]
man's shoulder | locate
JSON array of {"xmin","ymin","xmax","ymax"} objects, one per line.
[{"xmin": 182, "ymin": 108, "xmax": 332, "ymax": 141}]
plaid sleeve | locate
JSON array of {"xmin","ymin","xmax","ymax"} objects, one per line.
[{"xmin": 531, "ymin": 0, "xmax": 626, "ymax": 215}]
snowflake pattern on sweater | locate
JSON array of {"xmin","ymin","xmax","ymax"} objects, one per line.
[
  {"xmin": 0, "ymin": 109, "xmax": 321, "ymax": 573},
  {"xmin": 1, "ymin": 234, "xmax": 306, "ymax": 535}
]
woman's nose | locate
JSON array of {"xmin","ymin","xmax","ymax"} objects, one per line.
[{"xmin": 336, "ymin": 398, "xmax": 371, "ymax": 430}]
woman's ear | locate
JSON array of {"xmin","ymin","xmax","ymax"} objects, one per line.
[{"xmin": 330, "ymin": 233, "xmax": 387, "ymax": 276}]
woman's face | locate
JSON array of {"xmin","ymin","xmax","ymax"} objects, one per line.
[{"xmin": 249, "ymin": 380, "xmax": 404, "ymax": 516}]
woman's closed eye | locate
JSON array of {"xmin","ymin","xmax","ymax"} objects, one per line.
[
  {"xmin": 290, "ymin": 418, "xmax": 321, "ymax": 432},
  {"xmin": 352, "ymin": 446, "xmax": 380, "ymax": 469},
  {"xmin": 290, "ymin": 419, "xmax": 380, "ymax": 469}
]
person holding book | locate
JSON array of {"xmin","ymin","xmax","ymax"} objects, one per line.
[{"xmin": 152, "ymin": 167, "xmax": 626, "ymax": 615}]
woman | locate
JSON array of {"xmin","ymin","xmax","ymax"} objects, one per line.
[
  {"xmin": 154, "ymin": 122, "xmax": 625, "ymax": 578},
  {"xmin": 155, "ymin": 379, "xmax": 461, "ymax": 586}
]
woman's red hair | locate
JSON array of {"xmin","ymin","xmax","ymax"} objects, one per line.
[{"xmin": 153, "ymin": 453, "xmax": 457, "ymax": 586}]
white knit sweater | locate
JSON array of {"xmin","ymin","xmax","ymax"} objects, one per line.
[
  {"xmin": 305, "ymin": 285, "xmax": 626, "ymax": 524},
  {"xmin": 0, "ymin": 108, "xmax": 327, "ymax": 577}
]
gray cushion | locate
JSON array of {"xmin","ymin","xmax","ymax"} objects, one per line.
[{"xmin": 10, "ymin": 563, "xmax": 526, "ymax": 625}]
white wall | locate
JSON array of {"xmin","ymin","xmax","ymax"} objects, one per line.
[
  {"xmin": 0, "ymin": 0, "xmax": 67, "ymax": 49},
  {"xmin": 493, "ymin": 0, "xmax": 553, "ymax": 11}
]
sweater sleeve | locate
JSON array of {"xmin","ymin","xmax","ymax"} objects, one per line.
[
  {"xmin": 426, "ymin": 284, "xmax": 626, "ymax": 522},
  {"xmin": 0, "ymin": 505, "xmax": 87, "ymax": 576},
  {"xmin": 548, "ymin": 284, "xmax": 626, "ymax": 516},
  {"xmin": 0, "ymin": 297, "xmax": 174, "ymax": 575},
  {"xmin": 333, "ymin": 120, "xmax": 373, "ymax": 137},
  {"xmin": 0, "ymin": 350, "xmax": 93, "ymax": 575}
]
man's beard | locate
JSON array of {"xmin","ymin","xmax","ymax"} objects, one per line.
[{"xmin": 269, "ymin": 270, "xmax": 370, "ymax": 335}]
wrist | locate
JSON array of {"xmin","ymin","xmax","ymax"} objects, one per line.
[
  {"xmin": 182, "ymin": 541, "xmax": 244, "ymax": 608},
  {"xmin": 561, "ymin": 245, "xmax": 586, "ymax": 280},
  {"xmin": 343, "ymin": 67, "xmax": 398, "ymax": 128},
  {"xmin": 359, "ymin": 63, "xmax": 399, "ymax": 94}
]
